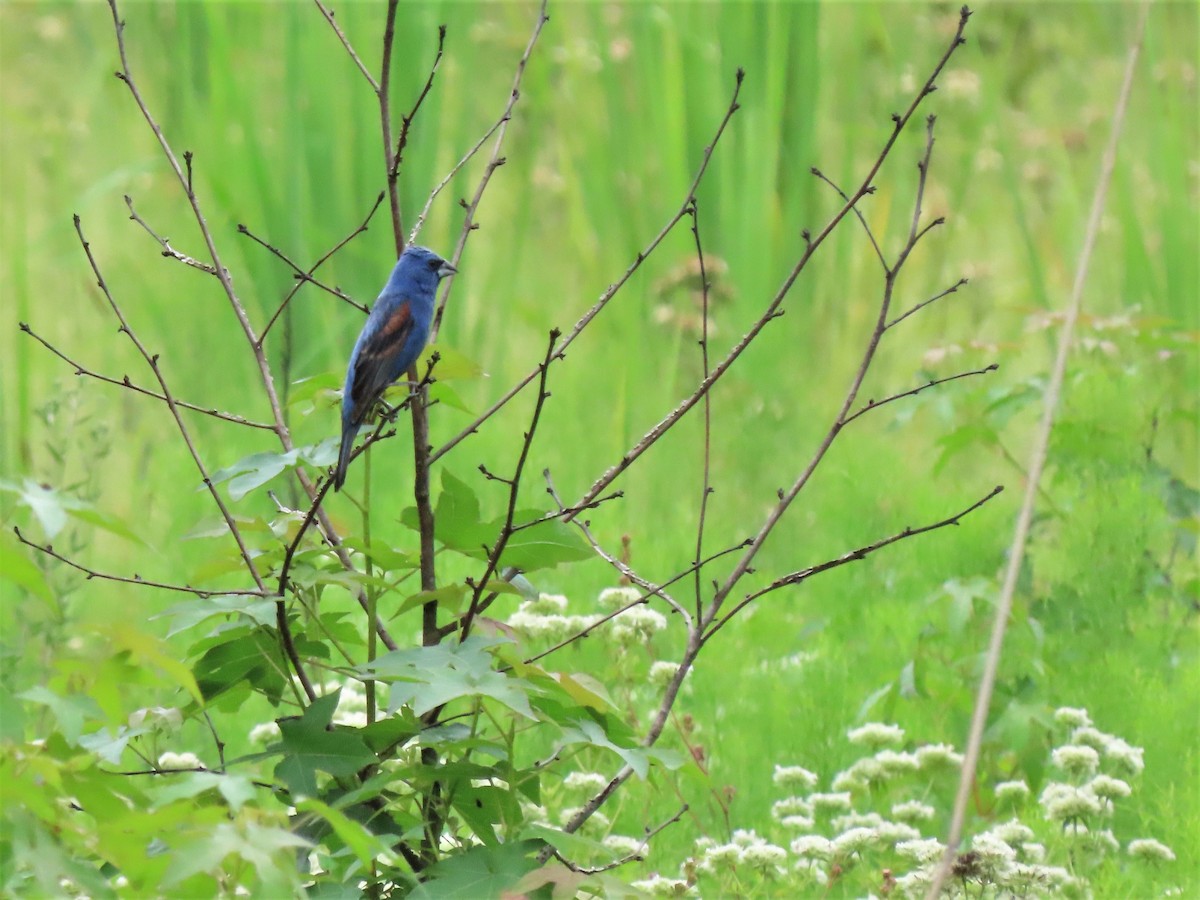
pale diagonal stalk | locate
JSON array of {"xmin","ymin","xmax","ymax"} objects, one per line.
[{"xmin": 925, "ymin": 5, "xmax": 1151, "ymax": 896}]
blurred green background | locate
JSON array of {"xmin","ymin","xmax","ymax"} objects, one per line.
[{"xmin": 1, "ymin": 0, "xmax": 1196, "ymax": 891}]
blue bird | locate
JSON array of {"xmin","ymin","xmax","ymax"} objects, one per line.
[{"xmin": 333, "ymin": 245, "xmax": 456, "ymax": 491}]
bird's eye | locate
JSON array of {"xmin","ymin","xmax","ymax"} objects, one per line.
[{"xmin": 428, "ymin": 259, "xmax": 441, "ymax": 271}]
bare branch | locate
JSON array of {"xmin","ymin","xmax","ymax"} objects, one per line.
[
  {"xmin": 391, "ymin": 24, "xmax": 447, "ymax": 180},
  {"xmin": 429, "ymin": 0, "xmax": 550, "ymax": 341},
  {"xmin": 886, "ymin": 277, "xmax": 969, "ymax": 330},
  {"xmin": 705, "ymin": 485, "xmax": 1005, "ymax": 640},
  {"xmin": 236, "ymin": 223, "xmax": 356, "ymax": 306},
  {"xmin": 460, "ymin": 329, "xmax": 561, "ymax": 641},
  {"xmin": 928, "ymin": 5, "xmax": 1148, "ymax": 894},
  {"xmin": 313, "ymin": 0, "xmax": 379, "ymax": 92},
  {"xmin": 258, "ymin": 191, "xmax": 385, "ymax": 343},
  {"xmin": 124, "ymin": 195, "xmax": 217, "ymax": 274},
  {"xmin": 14, "ymin": 526, "xmax": 267, "ymax": 598},
  {"xmin": 549, "ymin": 804, "xmax": 688, "ymax": 874},
  {"xmin": 19, "ymin": 323, "xmax": 275, "ymax": 430},
  {"xmin": 842, "ymin": 364, "xmax": 998, "ymax": 426},
  {"xmin": 429, "ymin": 67, "xmax": 745, "ymax": 465},
  {"xmin": 688, "ymin": 199, "xmax": 715, "ymax": 621},
  {"xmin": 810, "ymin": 167, "xmax": 887, "ymax": 271}
]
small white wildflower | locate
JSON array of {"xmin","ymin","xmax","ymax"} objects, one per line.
[
  {"xmin": 740, "ymin": 841, "xmax": 788, "ymax": 873},
  {"xmin": 693, "ymin": 836, "xmax": 716, "ymax": 853},
  {"xmin": 1039, "ymin": 782, "xmax": 1102, "ymax": 821},
  {"xmin": 157, "ymin": 751, "xmax": 201, "ymax": 770},
  {"xmin": 1089, "ymin": 773, "xmax": 1132, "ymax": 800},
  {"xmin": 790, "ymin": 835, "xmax": 834, "ymax": 858},
  {"xmin": 610, "ymin": 605, "xmax": 668, "ymax": 645},
  {"xmin": 563, "ymin": 771, "xmax": 608, "ymax": 793},
  {"xmin": 986, "ymin": 819, "xmax": 1035, "ymax": 845},
  {"xmin": 892, "ymin": 800, "xmax": 936, "ymax": 822},
  {"xmin": 1088, "ymin": 828, "xmax": 1120, "ymax": 851},
  {"xmin": 831, "ymin": 769, "xmax": 867, "ymax": 792},
  {"xmin": 873, "ymin": 749, "xmax": 921, "ymax": 777},
  {"xmin": 731, "ymin": 828, "xmax": 764, "ymax": 847},
  {"xmin": 1103, "ymin": 737, "xmax": 1145, "ymax": 775},
  {"xmin": 525, "ymin": 593, "xmax": 569, "ymax": 615},
  {"xmin": 598, "ymin": 586, "xmax": 640, "ymax": 609},
  {"xmin": 1070, "ymin": 725, "xmax": 1111, "ymax": 751},
  {"xmin": 1021, "ymin": 841, "xmax": 1046, "ymax": 862},
  {"xmin": 780, "ymin": 814, "xmax": 816, "ymax": 830},
  {"xmin": 630, "ymin": 874, "xmax": 694, "ymax": 896},
  {"xmin": 847, "ymin": 722, "xmax": 905, "ymax": 747},
  {"xmin": 1128, "ymin": 838, "xmax": 1175, "ymax": 862},
  {"xmin": 603, "ymin": 835, "xmax": 644, "ymax": 857},
  {"xmin": 700, "ymin": 842, "xmax": 742, "ymax": 871},
  {"xmin": 248, "ymin": 721, "xmax": 281, "ymax": 745},
  {"xmin": 772, "ymin": 764, "xmax": 819, "ymax": 791},
  {"xmin": 971, "ymin": 832, "xmax": 1017, "ymax": 865},
  {"xmin": 915, "ymin": 743, "xmax": 964, "ymax": 769},
  {"xmin": 128, "ymin": 706, "xmax": 183, "ymax": 731},
  {"xmin": 793, "ymin": 858, "xmax": 829, "ymax": 884},
  {"xmin": 1051, "ymin": 744, "xmax": 1100, "ymax": 776},
  {"xmin": 648, "ymin": 661, "xmax": 681, "ymax": 687},
  {"xmin": 831, "ymin": 826, "xmax": 878, "ymax": 856},
  {"xmin": 896, "ymin": 837, "xmax": 946, "ymax": 864},
  {"xmin": 771, "ymin": 796, "xmax": 812, "ymax": 820},
  {"xmin": 994, "ymin": 779, "xmax": 1030, "ymax": 802},
  {"xmin": 874, "ymin": 820, "xmax": 922, "ymax": 844},
  {"xmin": 807, "ymin": 791, "xmax": 853, "ymax": 812},
  {"xmin": 838, "ymin": 757, "xmax": 885, "ymax": 787},
  {"xmin": 1054, "ymin": 707, "xmax": 1093, "ymax": 729},
  {"xmin": 894, "ymin": 867, "xmax": 935, "ymax": 896},
  {"xmin": 832, "ymin": 811, "xmax": 883, "ymax": 833}
]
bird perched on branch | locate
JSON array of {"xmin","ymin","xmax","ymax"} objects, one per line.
[{"xmin": 333, "ymin": 245, "xmax": 456, "ymax": 491}]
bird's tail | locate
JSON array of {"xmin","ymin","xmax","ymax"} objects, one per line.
[{"xmin": 333, "ymin": 425, "xmax": 357, "ymax": 492}]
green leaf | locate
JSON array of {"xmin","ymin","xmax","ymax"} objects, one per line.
[
  {"xmin": 154, "ymin": 594, "xmax": 277, "ymax": 637},
  {"xmin": 0, "ymin": 531, "xmax": 57, "ymax": 610},
  {"xmin": 274, "ymin": 692, "xmax": 376, "ymax": 796},
  {"xmin": 294, "ymin": 797, "xmax": 395, "ymax": 867},
  {"xmin": 496, "ymin": 514, "xmax": 592, "ymax": 571},
  {"xmin": 409, "ymin": 840, "xmax": 542, "ymax": 900},
  {"xmin": 151, "ymin": 771, "xmax": 257, "ymax": 812},
  {"xmin": 555, "ymin": 716, "xmax": 680, "ymax": 780},
  {"xmin": 192, "ymin": 628, "xmax": 288, "ymax": 703},
  {"xmin": 210, "ymin": 438, "xmax": 338, "ymax": 501},
  {"xmin": 362, "ymin": 636, "xmax": 536, "ymax": 719},
  {"xmin": 19, "ymin": 686, "xmax": 104, "ymax": 743},
  {"xmin": 418, "ymin": 344, "xmax": 484, "ymax": 382}
]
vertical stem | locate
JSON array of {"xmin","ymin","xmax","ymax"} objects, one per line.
[{"xmin": 364, "ymin": 448, "xmax": 377, "ymax": 725}]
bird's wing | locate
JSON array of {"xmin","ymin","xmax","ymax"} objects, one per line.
[{"xmin": 348, "ymin": 300, "xmax": 415, "ymax": 422}]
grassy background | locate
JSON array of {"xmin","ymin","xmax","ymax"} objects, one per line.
[{"xmin": 2, "ymin": 0, "xmax": 1196, "ymax": 893}]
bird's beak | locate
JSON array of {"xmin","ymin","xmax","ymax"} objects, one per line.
[{"xmin": 439, "ymin": 261, "xmax": 457, "ymax": 277}]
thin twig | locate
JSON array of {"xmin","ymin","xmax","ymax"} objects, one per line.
[
  {"xmin": 18, "ymin": 323, "xmax": 275, "ymax": 430},
  {"xmin": 124, "ymin": 195, "xmax": 217, "ymax": 274},
  {"xmin": 107, "ymin": 0, "xmax": 318, "ymax": 703},
  {"xmin": 842, "ymin": 364, "xmax": 998, "ymax": 426},
  {"xmin": 313, "ymin": 0, "xmax": 379, "ymax": 92},
  {"xmin": 886, "ymin": 277, "xmax": 969, "ymax": 330},
  {"xmin": 391, "ymin": 25, "xmax": 447, "ymax": 179},
  {"xmin": 689, "ymin": 200, "xmax": 715, "ymax": 621},
  {"xmin": 549, "ymin": 804, "xmax": 688, "ymax": 875},
  {"xmin": 429, "ymin": 0, "xmax": 550, "ymax": 341},
  {"xmin": 705, "ymin": 486, "xmax": 1004, "ymax": 640},
  {"xmin": 926, "ymin": 5, "xmax": 1149, "ymax": 895},
  {"xmin": 14, "ymin": 526, "xmax": 268, "ymax": 598},
  {"xmin": 810, "ymin": 168, "xmax": 887, "ymax": 271},
  {"xmin": 566, "ymin": 33, "xmax": 966, "ymax": 520},
  {"xmin": 258, "ymin": 191, "xmax": 385, "ymax": 343},
  {"xmin": 429, "ymin": 67, "xmax": 745, "ymax": 464},
  {"xmin": 236, "ymin": 223, "xmax": 356, "ymax": 305},
  {"xmin": 460, "ymin": 330, "xmax": 560, "ymax": 641}
]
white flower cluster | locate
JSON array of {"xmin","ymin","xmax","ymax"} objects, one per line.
[
  {"xmin": 693, "ymin": 830, "xmax": 787, "ymax": 879},
  {"xmin": 506, "ymin": 592, "xmax": 598, "ymax": 643}
]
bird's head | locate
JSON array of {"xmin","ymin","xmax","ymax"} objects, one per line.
[{"xmin": 396, "ymin": 245, "xmax": 456, "ymax": 288}]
